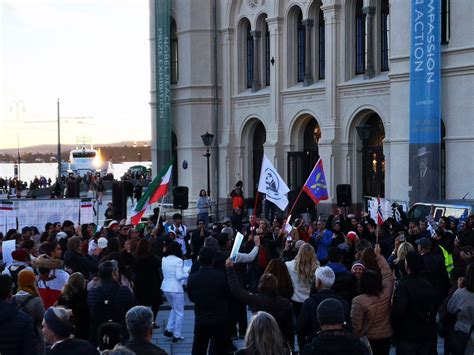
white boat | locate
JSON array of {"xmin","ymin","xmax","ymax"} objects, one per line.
[{"xmin": 62, "ymin": 145, "xmax": 112, "ymax": 177}]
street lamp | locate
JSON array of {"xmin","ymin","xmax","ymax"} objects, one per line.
[
  {"xmin": 9, "ymin": 100, "xmax": 25, "ymax": 180},
  {"xmin": 201, "ymin": 132, "xmax": 214, "ymax": 197}
]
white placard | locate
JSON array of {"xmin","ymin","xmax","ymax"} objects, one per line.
[
  {"xmin": 367, "ymin": 197, "xmax": 408, "ymax": 223},
  {"xmin": 230, "ymin": 232, "xmax": 244, "ymax": 262},
  {"xmin": 2, "ymin": 240, "xmax": 16, "ymax": 267},
  {"xmin": 16, "ymin": 199, "xmax": 80, "ymax": 231}
]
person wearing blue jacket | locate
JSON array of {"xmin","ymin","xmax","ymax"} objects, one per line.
[{"xmin": 312, "ymin": 220, "xmax": 333, "ymax": 263}]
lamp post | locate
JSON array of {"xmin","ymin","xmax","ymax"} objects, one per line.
[
  {"xmin": 9, "ymin": 100, "xmax": 25, "ymax": 180},
  {"xmin": 201, "ymin": 132, "xmax": 214, "ymax": 197}
]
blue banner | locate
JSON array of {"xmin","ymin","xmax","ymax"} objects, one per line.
[{"xmin": 409, "ymin": 0, "xmax": 442, "ymax": 203}]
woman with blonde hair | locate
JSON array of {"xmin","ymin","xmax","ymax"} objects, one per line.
[
  {"xmin": 57, "ymin": 272, "xmax": 90, "ymax": 340},
  {"xmin": 285, "ymin": 243, "xmax": 319, "ymax": 318},
  {"xmin": 236, "ymin": 311, "xmax": 289, "ymax": 355},
  {"xmin": 388, "ymin": 240, "xmax": 415, "ymax": 280}
]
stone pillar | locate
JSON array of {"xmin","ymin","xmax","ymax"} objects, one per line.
[
  {"xmin": 251, "ymin": 30, "xmax": 261, "ymax": 92},
  {"xmin": 363, "ymin": 6, "xmax": 376, "ymax": 79},
  {"xmin": 303, "ymin": 19, "xmax": 314, "ymax": 86}
]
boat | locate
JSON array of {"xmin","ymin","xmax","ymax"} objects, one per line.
[{"xmin": 61, "ymin": 143, "xmax": 112, "ymax": 178}]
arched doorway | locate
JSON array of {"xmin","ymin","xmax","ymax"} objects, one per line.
[
  {"xmin": 355, "ymin": 112, "xmax": 385, "ymax": 198},
  {"xmin": 288, "ymin": 115, "xmax": 320, "ymax": 214}
]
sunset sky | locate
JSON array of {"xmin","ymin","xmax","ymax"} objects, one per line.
[{"xmin": 0, "ymin": 0, "xmax": 150, "ymax": 149}]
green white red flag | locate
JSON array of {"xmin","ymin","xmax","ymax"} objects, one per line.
[{"xmin": 131, "ymin": 162, "xmax": 173, "ymax": 225}]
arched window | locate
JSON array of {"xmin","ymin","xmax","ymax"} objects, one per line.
[
  {"xmin": 297, "ymin": 11, "xmax": 305, "ymax": 82},
  {"xmin": 318, "ymin": 9, "xmax": 325, "ymax": 79},
  {"xmin": 265, "ymin": 22, "xmax": 270, "ymax": 86},
  {"xmin": 170, "ymin": 18, "xmax": 178, "ymax": 84},
  {"xmin": 381, "ymin": 0, "xmax": 390, "ymax": 72},
  {"xmin": 246, "ymin": 24, "xmax": 254, "ymax": 89},
  {"xmin": 355, "ymin": 0, "xmax": 366, "ymax": 75}
]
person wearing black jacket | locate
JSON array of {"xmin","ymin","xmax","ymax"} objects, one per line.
[
  {"xmin": 392, "ymin": 252, "xmax": 437, "ymax": 354},
  {"xmin": 302, "ymin": 299, "xmax": 369, "ymax": 355},
  {"xmin": 0, "ymin": 275, "xmax": 36, "ymax": 355},
  {"xmin": 64, "ymin": 236, "xmax": 99, "ymax": 279},
  {"xmin": 87, "ymin": 261, "xmax": 137, "ymax": 344},
  {"xmin": 191, "ymin": 219, "xmax": 210, "ymax": 260},
  {"xmin": 297, "ymin": 266, "xmax": 350, "ymax": 349},
  {"xmin": 187, "ymin": 247, "xmax": 231, "ymax": 355},
  {"xmin": 226, "ymin": 259, "xmax": 295, "ymax": 350}
]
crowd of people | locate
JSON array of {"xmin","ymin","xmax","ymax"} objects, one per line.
[{"xmin": 0, "ymin": 201, "xmax": 473, "ymax": 354}]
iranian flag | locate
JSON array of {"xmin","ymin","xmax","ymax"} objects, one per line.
[{"xmin": 131, "ymin": 162, "xmax": 173, "ymax": 225}]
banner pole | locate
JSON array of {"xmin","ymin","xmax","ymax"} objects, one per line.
[
  {"xmin": 253, "ymin": 191, "xmax": 259, "ymax": 217},
  {"xmin": 287, "ymin": 185, "xmax": 306, "ymax": 218},
  {"xmin": 156, "ymin": 194, "xmax": 166, "ymax": 226}
]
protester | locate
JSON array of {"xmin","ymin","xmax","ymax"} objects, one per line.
[
  {"xmin": 42, "ymin": 306, "xmax": 98, "ymax": 354},
  {"xmin": 351, "ymin": 244, "xmax": 394, "ymax": 355},
  {"xmin": 97, "ymin": 322, "xmax": 123, "ymax": 353},
  {"xmin": 64, "ymin": 236, "xmax": 100, "ymax": 279},
  {"xmin": 12, "ymin": 269, "xmax": 45, "ymax": 354},
  {"xmin": 187, "ymin": 247, "xmax": 230, "ymax": 354},
  {"xmin": 125, "ymin": 306, "xmax": 167, "ymax": 355},
  {"xmin": 161, "ymin": 241, "xmax": 189, "ymax": 342},
  {"xmin": 301, "ymin": 299, "xmax": 370, "ymax": 355},
  {"xmin": 197, "ymin": 189, "xmax": 211, "ymax": 228},
  {"xmin": 263, "ymin": 258, "xmax": 294, "ymax": 300},
  {"xmin": 57, "ymin": 272, "xmax": 90, "ymax": 340},
  {"xmin": 285, "ymin": 243, "xmax": 318, "ymax": 318},
  {"xmin": 235, "ymin": 311, "xmax": 289, "ymax": 355},
  {"xmin": 34, "ymin": 254, "xmax": 69, "ymax": 309},
  {"xmin": 2, "ymin": 249, "xmax": 33, "ymax": 292}
]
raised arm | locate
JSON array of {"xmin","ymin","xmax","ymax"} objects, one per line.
[{"xmin": 225, "ymin": 260, "xmax": 260, "ymax": 307}]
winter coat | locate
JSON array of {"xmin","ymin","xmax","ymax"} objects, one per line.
[
  {"xmin": 161, "ymin": 255, "xmax": 188, "ymax": 293},
  {"xmin": 391, "ymin": 274, "xmax": 437, "ymax": 342},
  {"xmin": 226, "ymin": 266, "xmax": 295, "ymax": 346},
  {"xmin": 126, "ymin": 338, "xmax": 167, "ymax": 355},
  {"xmin": 351, "ymin": 255, "xmax": 394, "ymax": 340},
  {"xmin": 296, "ymin": 289, "xmax": 351, "ymax": 348},
  {"xmin": 447, "ymin": 287, "xmax": 474, "ymax": 355},
  {"xmin": 285, "ymin": 259, "xmax": 312, "ymax": 303},
  {"xmin": 301, "ymin": 329, "xmax": 370, "ymax": 355},
  {"xmin": 312, "ymin": 229, "xmax": 333, "ymax": 261},
  {"xmin": 0, "ymin": 299, "xmax": 36, "ymax": 355},
  {"xmin": 421, "ymin": 251, "xmax": 450, "ymax": 305},
  {"xmin": 13, "ymin": 291, "xmax": 45, "ymax": 355},
  {"xmin": 187, "ymin": 265, "xmax": 230, "ymax": 327},
  {"xmin": 132, "ymin": 254, "xmax": 163, "ymax": 307},
  {"xmin": 57, "ymin": 289, "xmax": 90, "ymax": 340},
  {"xmin": 46, "ymin": 338, "xmax": 98, "ymax": 355},
  {"xmin": 64, "ymin": 250, "xmax": 98, "ymax": 280}
]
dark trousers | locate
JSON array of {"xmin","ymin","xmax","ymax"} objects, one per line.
[
  {"xmin": 291, "ymin": 301, "xmax": 304, "ymax": 350},
  {"xmin": 369, "ymin": 337, "xmax": 391, "ymax": 355},
  {"xmin": 192, "ymin": 324, "xmax": 228, "ymax": 355},
  {"xmin": 396, "ymin": 340, "xmax": 431, "ymax": 355}
]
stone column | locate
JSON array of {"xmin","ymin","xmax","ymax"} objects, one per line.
[
  {"xmin": 303, "ymin": 19, "xmax": 314, "ymax": 86},
  {"xmin": 251, "ymin": 30, "xmax": 261, "ymax": 92},
  {"xmin": 363, "ymin": 6, "xmax": 376, "ymax": 79}
]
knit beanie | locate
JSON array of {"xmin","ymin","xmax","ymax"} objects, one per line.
[
  {"xmin": 44, "ymin": 307, "xmax": 74, "ymax": 338},
  {"xmin": 317, "ymin": 298, "xmax": 345, "ymax": 326},
  {"xmin": 17, "ymin": 269, "xmax": 39, "ymax": 297}
]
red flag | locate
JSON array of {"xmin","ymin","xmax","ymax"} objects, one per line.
[{"xmin": 377, "ymin": 196, "xmax": 384, "ymax": 226}]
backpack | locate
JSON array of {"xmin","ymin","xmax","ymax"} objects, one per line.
[
  {"xmin": 8, "ymin": 264, "xmax": 26, "ymax": 293},
  {"xmin": 91, "ymin": 284, "xmax": 121, "ymax": 342},
  {"xmin": 15, "ymin": 294, "xmax": 35, "ymax": 314}
]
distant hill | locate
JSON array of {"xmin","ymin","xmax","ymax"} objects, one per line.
[{"xmin": 0, "ymin": 141, "xmax": 151, "ymax": 155}]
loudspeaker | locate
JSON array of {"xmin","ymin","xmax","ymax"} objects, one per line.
[
  {"xmin": 336, "ymin": 184, "xmax": 352, "ymax": 207},
  {"xmin": 112, "ymin": 181, "xmax": 127, "ymax": 220},
  {"xmin": 173, "ymin": 186, "xmax": 189, "ymax": 210}
]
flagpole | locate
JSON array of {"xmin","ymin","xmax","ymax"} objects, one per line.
[
  {"xmin": 253, "ymin": 191, "xmax": 259, "ymax": 217},
  {"xmin": 156, "ymin": 194, "xmax": 166, "ymax": 226},
  {"xmin": 287, "ymin": 158, "xmax": 320, "ymax": 218}
]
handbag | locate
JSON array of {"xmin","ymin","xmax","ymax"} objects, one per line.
[{"xmin": 447, "ymin": 325, "xmax": 474, "ymax": 355}]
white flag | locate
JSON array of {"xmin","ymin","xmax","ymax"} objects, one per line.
[{"xmin": 258, "ymin": 155, "xmax": 290, "ymax": 211}]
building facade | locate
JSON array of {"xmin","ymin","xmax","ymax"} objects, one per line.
[{"xmin": 150, "ymin": 0, "xmax": 474, "ymax": 215}]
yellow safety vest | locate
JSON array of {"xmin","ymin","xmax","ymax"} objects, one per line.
[{"xmin": 439, "ymin": 245, "xmax": 454, "ymax": 274}]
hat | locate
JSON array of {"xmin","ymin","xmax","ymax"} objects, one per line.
[
  {"xmin": 347, "ymin": 231, "xmax": 358, "ymax": 241},
  {"xmin": 347, "ymin": 214, "xmax": 356, "ymax": 219},
  {"xmin": 317, "ymin": 298, "xmax": 345, "ymax": 325},
  {"xmin": 18, "ymin": 269, "xmax": 39, "ymax": 296},
  {"xmin": 351, "ymin": 261, "xmax": 366, "ymax": 273},
  {"xmin": 108, "ymin": 220, "xmax": 119, "ymax": 228},
  {"xmin": 55, "ymin": 232, "xmax": 68, "ymax": 241},
  {"xmin": 414, "ymin": 146, "xmax": 430, "ymax": 158},
  {"xmin": 97, "ymin": 237, "xmax": 108, "ymax": 249},
  {"xmin": 415, "ymin": 237, "xmax": 432, "ymax": 249},
  {"xmin": 44, "ymin": 308, "xmax": 74, "ymax": 338},
  {"xmin": 119, "ymin": 219, "xmax": 127, "ymax": 226},
  {"xmin": 11, "ymin": 249, "xmax": 28, "ymax": 262}
]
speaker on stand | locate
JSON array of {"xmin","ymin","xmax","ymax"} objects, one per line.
[{"xmin": 172, "ymin": 186, "xmax": 189, "ymax": 210}]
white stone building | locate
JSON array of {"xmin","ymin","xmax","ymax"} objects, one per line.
[{"xmin": 150, "ymin": 0, "xmax": 474, "ymax": 215}]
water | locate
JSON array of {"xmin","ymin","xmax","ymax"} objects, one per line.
[{"xmin": 0, "ymin": 161, "xmax": 149, "ymax": 182}]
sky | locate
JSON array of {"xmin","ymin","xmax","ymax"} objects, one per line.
[{"xmin": 0, "ymin": 0, "xmax": 150, "ymax": 149}]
